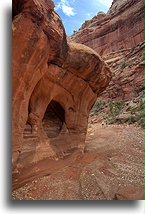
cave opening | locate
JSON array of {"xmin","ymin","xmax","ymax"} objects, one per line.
[{"xmin": 42, "ymin": 100, "xmax": 65, "ymax": 138}]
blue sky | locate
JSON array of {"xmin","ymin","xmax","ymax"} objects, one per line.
[{"xmin": 53, "ymin": 0, "xmax": 113, "ymax": 36}]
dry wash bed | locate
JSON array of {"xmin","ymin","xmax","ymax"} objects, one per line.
[{"xmin": 12, "ymin": 124, "xmax": 144, "ymax": 200}]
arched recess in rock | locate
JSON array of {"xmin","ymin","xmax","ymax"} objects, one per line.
[
  {"xmin": 26, "ymin": 72, "xmax": 76, "ymax": 138},
  {"xmin": 42, "ymin": 100, "xmax": 65, "ymax": 138}
]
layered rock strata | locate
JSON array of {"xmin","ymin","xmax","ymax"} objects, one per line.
[
  {"xmin": 70, "ymin": 0, "xmax": 143, "ymax": 101},
  {"xmin": 70, "ymin": 0, "xmax": 143, "ymax": 56},
  {"xmin": 12, "ymin": 0, "xmax": 111, "ymax": 189},
  {"xmin": 100, "ymin": 42, "xmax": 143, "ymax": 100}
]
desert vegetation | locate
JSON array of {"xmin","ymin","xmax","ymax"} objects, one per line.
[{"xmin": 90, "ymin": 97, "xmax": 144, "ymax": 127}]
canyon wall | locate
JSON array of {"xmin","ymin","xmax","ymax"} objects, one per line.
[
  {"xmin": 12, "ymin": 0, "xmax": 111, "ymax": 189},
  {"xmin": 70, "ymin": 0, "xmax": 143, "ymax": 101},
  {"xmin": 70, "ymin": 0, "xmax": 143, "ymax": 56}
]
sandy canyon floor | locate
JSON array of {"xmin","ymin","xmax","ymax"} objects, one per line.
[{"xmin": 12, "ymin": 124, "xmax": 144, "ymax": 200}]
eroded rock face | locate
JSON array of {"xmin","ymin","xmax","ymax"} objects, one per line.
[
  {"xmin": 99, "ymin": 42, "xmax": 143, "ymax": 101},
  {"xmin": 70, "ymin": 0, "xmax": 143, "ymax": 101},
  {"xmin": 70, "ymin": 0, "xmax": 143, "ymax": 56},
  {"xmin": 12, "ymin": 0, "xmax": 111, "ymax": 189}
]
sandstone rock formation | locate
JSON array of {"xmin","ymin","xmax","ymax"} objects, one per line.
[
  {"xmin": 99, "ymin": 42, "xmax": 143, "ymax": 101},
  {"xmin": 12, "ymin": 0, "xmax": 111, "ymax": 189},
  {"xmin": 70, "ymin": 0, "xmax": 143, "ymax": 55},
  {"xmin": 70, "ymin": 0, "xmax": 143, "ymax": 101}
]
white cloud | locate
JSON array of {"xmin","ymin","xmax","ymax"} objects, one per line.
[
  {"xmin": 55, "ymin": 0, "xmax": 76, "ymax": 16},
  {"xmin": 62, "ymin": 5, "xmax": 76, "ymax": 16}
]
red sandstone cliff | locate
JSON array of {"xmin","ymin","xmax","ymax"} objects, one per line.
[
  {"xmin": 70, "ymin": 0, "xmax": 143, "ymax": 101},
  {"xmin": 70, "ymin": 0, "xmax": 143, "ymax": 55},
  {"xmin": 12, "ymin": 0, "xmax": 111, "ymax": 189}
]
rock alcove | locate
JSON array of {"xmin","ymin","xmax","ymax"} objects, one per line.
[
  {"xmin": 42, "ymin": 100, "xmax": 65, "ymax": 138},
  {"xmin": 12, "ymin": 0, "xmax": 112, "ymax": 189}
]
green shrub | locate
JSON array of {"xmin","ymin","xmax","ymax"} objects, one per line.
[
  {"xmin": 139, "ymin": 99, "xmax": 144, "ymax": 110},
  {"xmin": 93, "ymin": 110, "xmax": 98, "ymax": 116},
  {"xmin": 88, "ymin": 124, "xmax": 92, "ymax": 128},
  {"xmin": 108, "ymin": 100, "xmax": 124, "ymax": 116},
  {"xmin": 90, "ymin": 100, "xmax": 107, "ymax": 117},
  {"xmin": 127, "ymin": 112, "xmax": 144, "ymax": 124},
  {"xmin": 93, "ymin": 100, "xmax": 106, "ymax": 112},
  {"xmin": 133, "ymin": 87, "xmax": 138, "ymax": 93},
  {"xmin": 120, "ymin": 62, "xmax": 128, "ymax": 70},
  {"xmin": 119, "ymin": 46, "xmax": 124, "ymax": 50},
  {"xmin": 108, "ymin": 117, "xmax": 117, "ymax": 124},
  {"xmin": 132, "ymin": 93, "xmax": 138, "ymax": 98},
  {"xmin": 128, "ymin": 115, "xmax": 137, "ymax": 124},
  {"xmin": 110, "ymin": 9, "xmax": 113, "ymax": 14},
  {"xmin": 131, "ymin": 107, "xmax": 138, "ymax": 114},
  {"xmin": 138, "ymin": 118, "xmax": 144, "ymax": 128},
  {"xmin": 107, "ymin": 100, "xmax": 125, "ymax": 123},
  {"xmin": 112, "ymin": 72, "xmax": 116, "ymax": 77}
]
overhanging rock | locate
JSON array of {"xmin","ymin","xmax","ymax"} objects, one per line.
[{"xmin": 12, "ymin": 0, "xmax": 112, "ymax": 189}]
